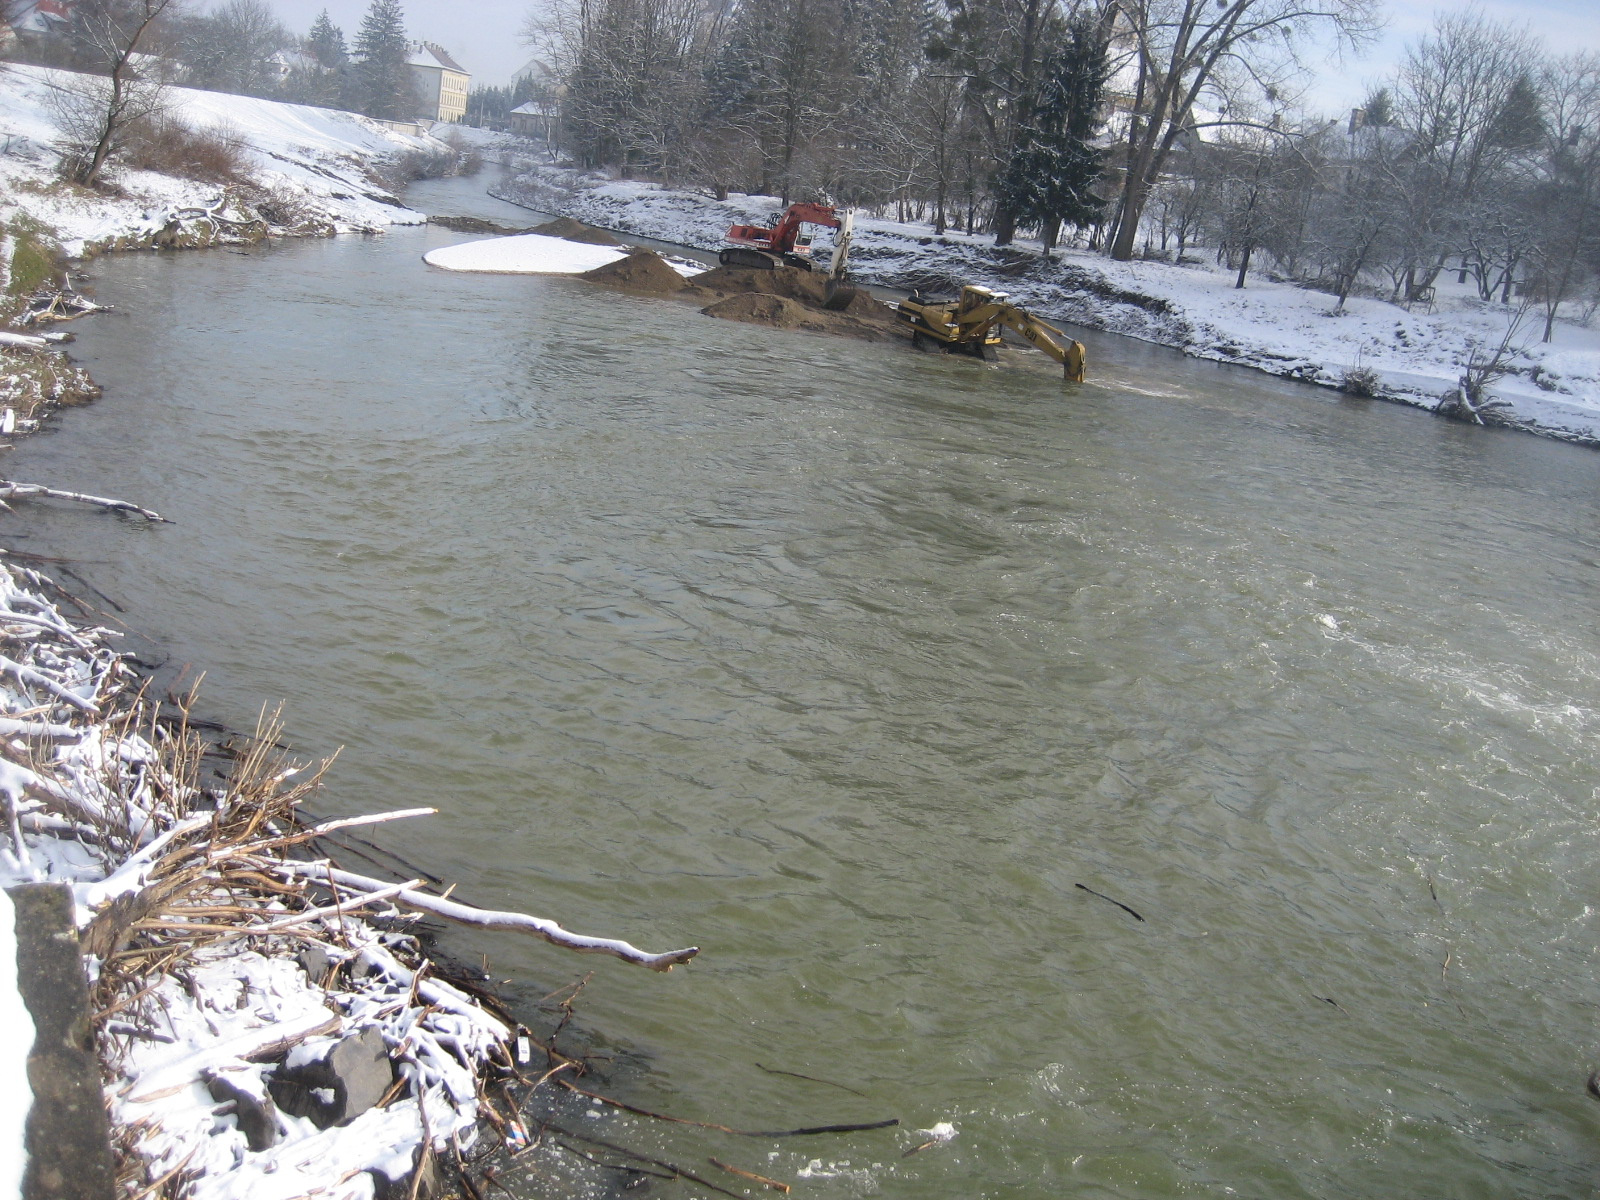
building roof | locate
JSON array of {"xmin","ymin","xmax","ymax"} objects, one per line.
[
  {"xmin": 509, "ymin": 102, "xmax": 545, "ymax": 115},
  {"xmin": 5, "ymin": 0, "xmax": 75, "ymax": 33},
  {"xmin": 407, "ymin": 42, "xmax": 466, "ymax": 74},
  {"xmin": 513, "ymin": 57, "xmax": 557, "ymax": 83}
]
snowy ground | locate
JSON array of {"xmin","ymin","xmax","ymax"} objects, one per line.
[
  {"xmin": 496, "ymin": 165, "xmax": 1600, "ymax": 446},
  {"xmin": 0, "ymin": 63, "xmax": 434, "ymax": 261}
]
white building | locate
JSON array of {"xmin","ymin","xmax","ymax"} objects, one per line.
[{"xmin": 408, "ymin": 42, "xmax": 469, "ymax": 125}]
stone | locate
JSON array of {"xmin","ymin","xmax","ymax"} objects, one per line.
[
  {"xmin": 204, "ymin": 1070, "xmax": 282, "ymax": 1151},
  {"xmin": 9, "ymin": 883, "xmax": 116, "ymax": 1200},
  {"xmin": 296, "ymin": 946, "xmax": 334, "ymax": 985},
  {"xmin": 268, "ymin": 1024, "xmax": 394, "ymax": 1128},
  {"xmin": 369, "ymin": 1146, "xmax": 441, "ymax": 1200}
]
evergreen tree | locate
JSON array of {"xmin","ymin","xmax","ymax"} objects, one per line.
[
  {"xmin": 351, "ymin": 0, "xmax": 414, "ymax": 120},
  {"xmin": 285, "ymin": 9, "xmax": 347, "ymax": 107},
  {"xmin": 1361, "ymin": 86, "xmax": 1393, "ymax": 127},
  {"xmin": 307, "ymin": 10, "xmax": 347, "ymax": 69},
  {"xmin": 993, "ymin": 16, "xmax": 1109, "ymax": 253}
]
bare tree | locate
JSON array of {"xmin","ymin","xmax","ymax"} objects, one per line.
[
  {"xmin": 1305, "ymin": 114, "xmax": 1399, "ymax": 310},
  {"xmin": 1524, "ymin": 52, "xmax": 1600, "ymax": 342},
  {"xmin": 51, "ymin": 0, "xmax": 182, "ymax": 187},
  {"xmin": 1102, "ymin": 0, "xmax": 1379, "ymax": 261},
  {"xmin": 176, "ymin": 0, "xmax": 291, "ymax": 98},
  {"xmin": 1385, "ymin": 11, "xmax": 1545, "ymax": 301},
  {"xmin": 527, "ymin": 0, "xmax": 714, "ymax": 178},
  {"xmin": 1205, "ymin": 121, "xmax": 1311, "ymax": 287}
]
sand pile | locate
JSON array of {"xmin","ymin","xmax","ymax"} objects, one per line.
[
  {"xmin": 700, "ymin": 293, "xmax": 893, "ymax": 340},
  {"xmin": 579, "ymin": 248, "xmax": 687, "ymax": 293},
  {"xmin": 833, "ymin": 287, "xmax": 899, "ymax": 322},
  {"xmin": 687, "ymin": 264, "xmax": 899, "ymax": 338},
  {"xmin": 533, "ymin": 217, "xmax": 621, "ymax": 245},
  {"xmin": 428, "ymin": 215, "xmax": 528, "ymax": 234},
  {"xmin": 687, "ymin": 264, "xmax": 826, "ymax": 304}
]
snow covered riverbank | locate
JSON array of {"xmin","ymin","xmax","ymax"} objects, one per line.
[
  {"xmin": 495, "ymin": 164, "xmax": 1600, "ymax": 446},
  {"xmin": 0, "ymin": 62, "xmax": 452, "ymax": 443},
  {"xmin": 0, "ymin": 549, "xmax": 505, "ymax": 1199},
  {"xmin": 0, "ymin": 76, "xmax": 698, "ymax": 1198},
  {"xmin": 0, "ymin": 63, "xmax": 438, "ymax": 260}
]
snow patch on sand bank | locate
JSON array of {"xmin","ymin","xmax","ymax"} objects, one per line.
[{"xmin": 424, "ymin": 231, "xmax": 627, "ymax": 274}]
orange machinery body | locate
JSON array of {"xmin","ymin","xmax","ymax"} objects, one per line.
[{"xmin": 721, "ymin": 202, "xmax": 844, "ymax": 269}]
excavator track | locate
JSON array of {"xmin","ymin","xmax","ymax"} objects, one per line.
[{"xmin": 718, "ymin": 246, "xmax": 783, "ymax": 270}]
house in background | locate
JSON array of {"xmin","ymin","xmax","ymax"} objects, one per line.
[
  {"xmin": 408, "ymin": 42, "xmax": 468, "ymax": 124},
  {"xmin": 507, "ymin": 58, "xmax": 563, "ymax": 143},
  {"xmin": 4, "ymin": 0, "xmax": 74, "ymax": 39}
]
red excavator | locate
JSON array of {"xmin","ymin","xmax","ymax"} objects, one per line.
[
  {"xmin": 721, "ymin": 202, "xmax": 858, "ymax": 308},
  {"xmin": 721, "ymin": 202, "xmax": 848, "ymax": 271}
]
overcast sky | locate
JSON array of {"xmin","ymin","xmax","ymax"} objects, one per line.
[{"xmin": 259, "ymin": 0, "xmax": 1600, "ymax": 110}]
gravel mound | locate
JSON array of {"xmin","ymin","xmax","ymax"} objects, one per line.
[
  {"xmin": 700, "ymin": 293, "xmax": 893, "ymax": 340},
  {"xmin": 579, "ymin": 249, "xmax": 686, "ymax": 293},
  {"xmin": 532, "ymin": 216, "xmax": 621, "ymax": 245},
  {"xmin": 687, "ymin": 264, "xmax": 827, "ymax": 304}
]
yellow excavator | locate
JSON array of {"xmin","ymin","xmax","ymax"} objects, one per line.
[{"xmin": 896, "ymin": 285, "xmax": 1087, "ymax": 382}]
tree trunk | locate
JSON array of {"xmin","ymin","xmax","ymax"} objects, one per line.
[
  {"xmin": 994, "ymin": 207, "xmax": 1016, "ymax": 246},
  {"xmin": 1234, "ymin": 244, "xmax": 1253, "ymax": 289},
  {"xmin": 1109, "ymin": 171, "xmax": 1147, "ymax": 260},
  {"xmin": 1042, "ymin": 215, "xmax": 1061, "ymax": 256}
]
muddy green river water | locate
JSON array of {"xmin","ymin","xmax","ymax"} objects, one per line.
[{"xmin": 9, "ymin": 176, "xmax": 1600, "ymax": 1198}]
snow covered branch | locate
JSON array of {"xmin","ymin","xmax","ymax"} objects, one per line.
[
  {"xmin": 0, "ymin": 480, "xmax": 169, "ymax": 522},
  {"xmin": 276, "ymin": 861, "xmax": 701, "ymax": 972}
]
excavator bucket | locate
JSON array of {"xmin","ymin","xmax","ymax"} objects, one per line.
[
  {"xmin": 822, "ymin": 278, "xmax": 858, "ymax": 310},
  {"xmin": 1063, "ymin": 340, "xmax": 1086, "ymax": 383},
  {"xmin": 822, "ymin": 211, "xmax": 857, "ymax": 308}
]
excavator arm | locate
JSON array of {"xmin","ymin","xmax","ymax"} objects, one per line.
[
  {"xmin": 992, "ymin": 308, "xmax": 1086, "ymax": 383},
  {"xmin": 949, "ymin": 300, "xmax": 1087, "ymax": 382}
]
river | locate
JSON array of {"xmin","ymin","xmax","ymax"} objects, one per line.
[{"xmin": 9, "ymin": 174, "xmax": 1600, "ymax": 1198}]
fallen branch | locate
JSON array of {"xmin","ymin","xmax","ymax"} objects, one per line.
[
  {"xmin": 0, "ymin": 331, "xmax": 50, "ymax": 351},
  {"xmin": 0, "ymin": 481, "xmax": 169, "ymax": 523},
  {"xmin": 126, "ymin": 1009, "xmax": 343, "ymax": 1101},
  {"xmin": 275, "ymin": 861, "xmax": 699, "ymax": 972},
  {"xmin": 1075, "ymin": 883, "xmax": 1144, "ymax": 922},
  {"xmin": 0, "ymin": 651, "xmax": 99, "ymax": 712},
  {"xmin": 541, "ymin": 1124, "xmax": 743, "ymax": 1200},
  {"xmin": 710, "ymin": 1158, "xmax": 791, "ymax": 1193},
  {"xmin": 556, "ymin": 1079, "xmax": 898, "ymax": 1137},
  {"xmin": 755, "ymin": 1062, "xmax": 868, "ymax": 1098}
]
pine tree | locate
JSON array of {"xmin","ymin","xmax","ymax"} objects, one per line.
[
  {"xmin": 351, "ymin": 0, "xmax": 414, "ymax": 120},
  {"xmin": 307, "ymin": 10, "xmax": 347, "ymax": 69},
  {"xmin": 993, "ymin": 16, "xmax": 1109, "ymax": 253},
  {"xmin": 1362, "ymin": 86, "xmax": 1393, "ymax": 128}
]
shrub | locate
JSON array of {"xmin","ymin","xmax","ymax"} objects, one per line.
[
  {"xmin": 124, "ymin": 117, "xmax": 251, "ymax": 184},
  {"xmin": 1339, "ymin": 364, "xmax": 1381, "ymax": 397}
]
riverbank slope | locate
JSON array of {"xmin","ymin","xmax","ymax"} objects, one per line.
[
  {"xmin": 0, "ymin": 63, "xmax": 446, "ymax": 438},
  {"xmin": 494, "ymin": 164, "xmax": 1600, "ymax": 446},
  {"xmin": 0, "ymin": 63, "xmax": 439, "ymax": 261}
]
